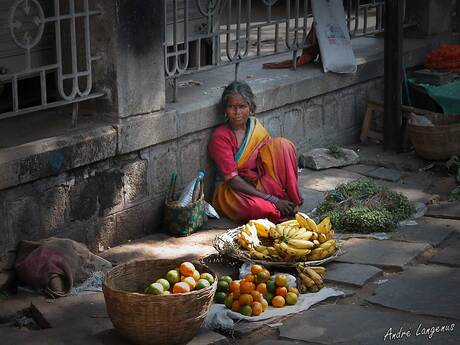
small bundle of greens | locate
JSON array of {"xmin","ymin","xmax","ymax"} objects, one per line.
[{"xmin": 317, "ymin": 179, "xmax": 413, "ymax": 233}]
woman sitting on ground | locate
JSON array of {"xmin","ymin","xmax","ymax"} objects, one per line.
[{"xmin": 208, "ymin": 81, "xmax": 302, "ymax": 223}]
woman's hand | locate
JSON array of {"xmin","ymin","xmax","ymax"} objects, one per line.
[{"xmin": 274, "ymin": 198, "xmax": 296, "ymax": 217}]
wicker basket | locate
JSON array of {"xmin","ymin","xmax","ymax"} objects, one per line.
[
  {"xmin": 103, "ymin": 259, "xmax": 217, "ymax": 345},
  {"xmin": 213, "ymin": 227, "xmax": 344, "ymax": 268},
  {"xmin": 408, "ymin": 112, "xmax": 460, "ymax": 160}
]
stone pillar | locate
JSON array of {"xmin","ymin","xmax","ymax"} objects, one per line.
[
  {"xmin": 91, "ymin": 0, "xmax": 165, "ymax": 119},
  {"xmin": 409, "ymin": 0, "xmax": 453, "ymax": 35}
]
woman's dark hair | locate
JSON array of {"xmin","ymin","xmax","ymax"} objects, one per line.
[{"xmin": 221, "ymin": 81, "xmax": 256, "ymax": 113}]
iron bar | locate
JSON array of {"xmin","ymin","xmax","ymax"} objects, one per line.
[{"xmin": 384, "ymin": 0, "xmax": 403, "ymax": 151}]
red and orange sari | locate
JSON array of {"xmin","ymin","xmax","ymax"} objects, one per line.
[{"xmin": 208, "ymin": 117, "xmax": 301, "ymax": 223}]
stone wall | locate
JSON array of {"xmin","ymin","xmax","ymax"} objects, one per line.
[{"xmin": 0, "ymin": 77, "xmax": 383, "ymax": 271}]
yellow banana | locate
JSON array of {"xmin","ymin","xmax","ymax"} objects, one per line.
[
  {"xmin": 317, "ymin": 217, "xmax": 331, "ymax": 234},
  {"xmin": 249, "ymin": 218, "xmax": 274, "ymax": 238},
  {"xmin": 269, "ymin": 227, "xmax": 281, "ymax": 239},
  {"xmin": 280, "ymin": 242, "xmax": 311, "ymax": 257},
  {"xmin": 249, "ymin": 249, "xmax": 270, "ymax": 260},
  {"xmin": 307, "ymin": 254, "xmax": 321, "ymax": 261},
  {"xmin": 286, "ymin": 226, "xmax": 301, "ymax": 238},
  {"xmin": 319, "ymin": 239, "xmax": 336, "ymax": 250},
  {"xmin": 304, "ymin": 267, "xmax": 324, "ymax": 286},
  {"xmin": 269, "ymin": 254, "xmax": 283, "ymax": 261},
  {"xmin": 310, "ymin": 232, "xmax": 318, "ymax": 241},
  {"xmin": 275, "ymin": 224, "xmax": 285, "ymax": 237},
  {"xmin": 292, "ymin": 230, "xmax": 313, "ymax": 241},
  {"xmin": 299, "ymin": 272, "xmax": 316, "ymax": 288},
  {"xmin": 309, "ymin": 285, "xmax": 319, "ymax": 292},
  {"xmin": 310, "ymin": 266, "xmax": 326, "ymax": 276},
  {"xmin": 266, "ymin": 246, "xmax": 278, "ymax": 255},
  {"xmin": 296, "ymin": 212, "xmax": 318, "ymax": 232},
  {"xmin": 254, "ymin": 244, "xmax": 269, "ymax": 255},
  {"xmin": 318, "ymin": 233, "xmax": 328, "ymax": 244},
  {"xmin": 279, "ymin": 219, "xmax": 299, "ymax": 227},
  {"xmin": 310, "ymin": 247, "xmax": 324, "ymax": 256},
  {"xmin": 327, "ymin": 245, "xmax": 337, "ymax": 256},
  {"xmin": 237, "ymin": 238, "xmax": 250, "ymax": 250},
  {"xmin": 240, "ymin": 231, "xmax": 253, "ymax": 244},
  {"xmin": 295, "ymin": 213, "xmax": 309, "ymax": 228},
  {"xmin": 313, "ymin": 239, "xmax": 320, "ymax": 247},
  {"xmin": 287, "ymin": 238, "xmax": 315, "ymax": 249}
]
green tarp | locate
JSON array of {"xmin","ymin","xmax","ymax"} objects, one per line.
[{"xmin": 409, "ymin": 79, "xmax": 460, "ymax": 115}]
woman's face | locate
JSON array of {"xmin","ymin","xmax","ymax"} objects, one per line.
[{"xmin": 225, "ymin": 94, "xmax": 251, "ymax": 130}]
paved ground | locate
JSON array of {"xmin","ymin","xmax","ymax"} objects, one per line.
[{"xmin": 1, "ymin": 143, "xmax": 460, "ymax": 345}]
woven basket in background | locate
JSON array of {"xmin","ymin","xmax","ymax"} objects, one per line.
[{"xmin": 103, "ymin": 259, "xmax": 217, "ymax": 345}]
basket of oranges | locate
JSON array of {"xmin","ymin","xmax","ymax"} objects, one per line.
[{"xmin": 103, "ymin": 259, "xmax": 217, "ymax": 345}]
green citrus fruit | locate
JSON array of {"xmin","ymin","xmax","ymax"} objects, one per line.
[
  {"xmin": 214, "ymin": 291, "xmax": 227, "ymax": 304},
  {"xmin": 156, "ymin": 278, "xmax": 170, "ymax": 291},
  {"xmin": 200, "ymin": 272, "xmax": 215, "ymax": 284},
  {"xmin": 224, "ymin": 293, "xmax": 234, "ymax": 309},
  {"xmin": 220, "ymin": 275, "xmax": 233, "ymax": 284},
  {"xmin": 256, "ymin": 271, "xmax": 269, "ymax": 283},
  {"xmin": 217, "ymin": 280, "xmax": 229, "ymax": 292},
  {"xmin": 266, "ymin": 280, "xmax": 276, "ymax": 294},
  {"xmin": 195, "ymin": 278, "xmax": 211, "ymax": 290},
  {"xmin": 166, "ymin": 269, "xmax": 180, "ymax": 285},
  {"xmin": 239, "ymin": 304, "xmax": 252, "ymax": 316},
  {"xmin": 265, "ymin": 292, "xmax": 274, "ymax": 304},
  {"xmin": 285, "ymin": 292, "xmax": 298, "ymax": 305},
  {"xmin": 146, "ymin": 282, "xmax": 164, "ymax": 295}
]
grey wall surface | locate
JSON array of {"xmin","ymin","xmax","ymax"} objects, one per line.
[{"xmin": 0, "ymin": 77, "xmax": 383, "ymax": 271}]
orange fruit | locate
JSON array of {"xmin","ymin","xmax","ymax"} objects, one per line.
[
  {"xmin": 250, "ymin": 290, "xmax": 263, "ymax": 303},
  {"xmin": 182, "ymin": 276, "xmax": 196, "ymax": 289},
  {"xmin": 172, "ymin": 282, "xmax": 190, "ymax": 294},
  {"xmin": 288, "ymin": 287, "xmax": 300, "ymax": 296},
  {"xmin": 272, "ymin": 295, "xmax": 286, "ymax": 308},
  {"xmin": 275, "ymin": 274, "xmax": 288, "ymax": 287},
  {"xmin": 256, "ymin": 271, "xmax": 269, "ymax": 283},
  {"xmin": 239, "ymin": 293, "xmax": 253, "ymax": 306},
  {"xmin": 285, "ymin": 292, "xmax": 298, "ymax": 305},
  {"xmin": 179, "ymin": 262, "xmax": 195, "ymax": 277},
  {"xmin": 262, "ymin": 269, "xmax": 271, "ymax": 280},
  {"xmin": 243, "ymin": 274, "xmax": 255, "ymax": 283},
  {"xmin": 251, "ymin": 264, "xmax": 264, "ymax": 275},
  {"xmin": 231, "ymin": 300, "xmax": 240, "ymax": 312},
  {"xmin": 275, "ymin": 286, "xmax": 288, "ymax": 297},
  {"xmin": 256, "ymin": 283, "xmax": 268, "ymax": 296},
  {"xmin": 240, "ymin": 281, "xmax": 255, "ymax": 294},
  {"xmin": 261, "ymin": 298, "xmax": 269, "ymax": 311},
  {"xmin": 192, "ymin": 270, "xmax": 200, "ymax": 281},
  {"xmin": 252, "ymin": 302, "xmax": 263, "ymax": 316},
  {"xmin": 229, "ymin": 280, "xmax": 240, "ymax": 294}
]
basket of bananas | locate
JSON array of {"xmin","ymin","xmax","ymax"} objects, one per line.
[{"xmin": 213, "ymin": 212, "xmax": 343, "ymax": 268}]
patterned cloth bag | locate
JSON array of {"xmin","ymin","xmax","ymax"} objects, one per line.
[{"xmin": 164, "ymin": 173, "xmax": 207, "ymax": 237}]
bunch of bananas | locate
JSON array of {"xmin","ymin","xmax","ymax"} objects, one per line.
[
  {"xmin": 296, "ymin": 264, "xmax": 326, "ymax": 293},
  {"xmin": 237, "ymin": 214, "xmax": 337, "ymax": 262},
  {"xmin": 237, "ymin": 223, "xmax": 261, "ymax": 250}
]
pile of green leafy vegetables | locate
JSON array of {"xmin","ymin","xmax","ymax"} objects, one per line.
[{"xmin": 317, "ymin": 179, "xmax": 413, "ymax": 233}]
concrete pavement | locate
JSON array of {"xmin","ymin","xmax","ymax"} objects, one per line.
[{"xmin": 1, "ymin": 143, "xmax": 459, "ymax": 345}]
